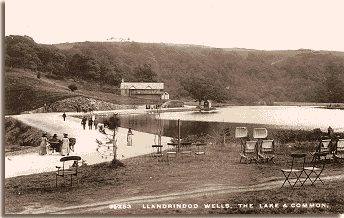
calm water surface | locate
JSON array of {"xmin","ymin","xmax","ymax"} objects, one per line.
[{"xmin": 117, "ymin": 106, "xmax": 344, "ymax": 138}]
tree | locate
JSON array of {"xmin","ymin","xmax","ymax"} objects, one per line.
[
  {"xmin": 324, "ymin": 62, "xmax": 344, "ymax": 103},
  {"xmin": 181, "ymin": 77, "xmax": 229, "ymax": 105},
  {"xmin": 103, "ymin": 114, "xmax": 121, "ymax": 163},
  {"xmin": 132, "ymin": 64, "xmax": 157, "ymax": 82}
]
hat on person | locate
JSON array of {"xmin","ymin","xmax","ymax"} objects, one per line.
[
  {"xmin": 53, "ymin": 134, "xmax": 58, "ymax": 138},
  {"xmin": 64, "ymin": 133, "xmax": 68, "ymax": 137},
  {"xmin": 42, "ymin": 132, "xmax": 47, "ymax": 137}
]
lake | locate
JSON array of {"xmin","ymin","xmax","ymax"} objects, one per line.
[{"xmin": 116, "ymin": 106, "xmax": 344, "ymax": 139}]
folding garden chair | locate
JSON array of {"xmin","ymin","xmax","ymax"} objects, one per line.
[
  {"xmin": 239, "ymin": 141, "xmax": 258, "ymax": 164},
  {"xmin": 302, "ymin": 152, "xmax": 326, "ymax": 187},
  {"xmin": 253, "ymin": 128, "xmax": 268, "ymax": 140},
  {"xmin": 56, "ymin": 156, "xmax": 81, "ymax": 187},
  {"xmin": 253, "ymin": 128, "xmax": 269, "ymax": 163},
  {"xmin": 258, "ymin": 140, "xmax": 275, "ymax": 163},
  {"xmin": 311, "ymin": 139, "xmax": 331, "ymax": 163},
  {"xmin": 333, "ymin": 139, "xmax": 344, "ymax": 162},
  {"xmin": 235, "ymin": 127, "xmax": 248, "ymax": 154},
  {"xmin": 281, "ymin": 153, "xmax": 306, "ymax": 189}
]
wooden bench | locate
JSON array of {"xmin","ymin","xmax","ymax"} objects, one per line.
[{"xmin": 56, "ymin": 156, "xmax": 81, "ymax": 187}]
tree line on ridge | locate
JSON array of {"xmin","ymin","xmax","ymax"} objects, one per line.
[{"xmin": 5, "ymin": 35, "xmax": 344, "ymax": 104}]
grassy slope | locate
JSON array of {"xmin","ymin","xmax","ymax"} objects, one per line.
[
  {"xmin": 5, "ymin": 69, "xmax": 79, "ymax": 115},
  {"xmin": 4, "ymin": 117, "xmax": 45, "ymax": 154},
  {"xmin": 4, "ymin": 68, "xmax": 162, "ymax": 115},
  {"xmin": 4, "ymin": 143, "xmax": 344, "ymax": 214}
]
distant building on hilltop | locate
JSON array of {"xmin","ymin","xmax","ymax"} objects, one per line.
[{"xmin": 120, "ymin": 79, "xmax": 168, "ymax": 100}]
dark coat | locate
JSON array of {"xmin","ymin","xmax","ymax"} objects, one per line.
[{"xmin": 88, "ymin": 119, "xmax": 93, "ymax": 126}]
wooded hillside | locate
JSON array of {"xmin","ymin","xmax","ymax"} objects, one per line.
[{"xmin": 5, "ymin": 35, "xmax": 344, "ymax": 104}]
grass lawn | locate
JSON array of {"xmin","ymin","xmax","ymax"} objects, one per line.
[{"xmin": 4, "ymin": 141, "xmax": 344, "ymax": 215}]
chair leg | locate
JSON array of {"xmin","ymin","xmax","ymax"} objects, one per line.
[
  {"xmin": 302, "ymin": 171, "xmax": 312, "ymax": 186},
  {"xmin": 56, "ymin": 175, "xmax": 58, "ymax": 187},
  {"xmin": 313, "ymin": 172, "xmax": 325, "ymax": 186},
  {"xmin": 281, "ymin": 172, "xmax": 292, "ymax": 188},
  {"xmin": 293, "ymin": 171, "xmax": 305, "ymax": 188},
  {"xmin": 71, "ymin": 175, "xmax": 73, "ymax": 186}
]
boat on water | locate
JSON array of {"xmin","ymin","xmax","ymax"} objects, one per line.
[
  {"xmin": 197, "ymin": 106, "xmax": 218, "ymax": 112},
  {"xmin": 196, "ymin": 100, "xmax": 218, "ymax": 112}
]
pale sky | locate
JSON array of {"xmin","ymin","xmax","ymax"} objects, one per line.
[{"xmin": 5, "ymin": 0, "xmax": 344, "ymax": 51}]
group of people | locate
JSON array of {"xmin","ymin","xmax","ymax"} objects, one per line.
[
  {"xmin": 81, "ymin": 116, "xmax": 98, "ymax": 130},
  {"xmin": 39, "ymin": 133, "xmax": 71, "ymax": 156}
]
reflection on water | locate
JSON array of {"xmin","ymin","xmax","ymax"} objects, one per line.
[{"xmin": 116, "ymin": 106, "xmax": 344, "ymax": 138}]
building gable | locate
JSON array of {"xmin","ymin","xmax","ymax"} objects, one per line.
[{"xmin": 120, "ymin": 82, "xmax": 164, "ymax": 90}]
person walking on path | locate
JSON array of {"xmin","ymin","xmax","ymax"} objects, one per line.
[
  {"xmin": 62, "ymin": 112, "xmax": 66, "ymax": 121},
  {"xmin": 81, "ymin": 117, "xmax": 87, "ymax": 130},
  {"xmin": 60, "ymin": 133, "xmax": 70, "ymax": 156},
  {"xmin": 127, "ymin": 128, "xmax": 134, "ymax": 146},
  {"xmin": 93, "ymin": 117, "xmax": 98, "ymax": 130},
  {"xmin": 88, "ymin": 118, "xmax": 93, "ymax": 130},
  {"xmin": 39, "ymin": 133, "xmax": 49, "ymax": 155}
]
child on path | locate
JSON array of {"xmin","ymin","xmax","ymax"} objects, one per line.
[{"xmin": 62, "ymin": 112, "xmax": 66, "ymax": 121}]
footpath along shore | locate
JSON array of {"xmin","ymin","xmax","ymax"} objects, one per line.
[{"xmin": 5, "ymin": 106, "xmax": 198, "ymax": 178}]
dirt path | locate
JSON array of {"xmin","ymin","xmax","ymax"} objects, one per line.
[
  {"xmin": 17, "ymin": 174, "xmax": 344, "ymax": 214},
  {"xmin": 6, "ymin": 112, "xmax": 172, "ymax": 178}
]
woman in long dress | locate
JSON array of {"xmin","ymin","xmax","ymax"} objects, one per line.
[
  {"xmin": 127, "ymin": 128, "xmax": 134, "ymax": 146},
  {"xmin": 39, "ymin": 133, "xmax": 49, "ymax": 155},
  {"xmin": 60, "ymin": 133, "xmax": 70, "ymax": 156}
]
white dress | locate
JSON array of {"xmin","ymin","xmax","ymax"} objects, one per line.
[
  {"xmin": 39, "ymin": 137, "xmax": 48, "ymax": 155},
  {"xmin": 127, "ymin": 132, "xmax": 133, "ymax": 146},
  {"xmin": 61, "ymin": 137, "xmax": 70, "ymax": 155}
]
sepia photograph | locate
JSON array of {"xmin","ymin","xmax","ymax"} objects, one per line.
[{"xmin": 3, "ymin": 0, "xmax": 344, "ymax": 216}]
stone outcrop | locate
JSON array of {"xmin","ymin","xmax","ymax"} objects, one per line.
[{"xmin": 23, "ymin": 96, "xmax": 137, "ymax": 113}]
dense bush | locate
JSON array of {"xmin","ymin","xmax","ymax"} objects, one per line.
[
  {"xmin": 68, "ymin": 84, "xmax": 78, "ymax": 92},
  {"xmin": 5, "ymin": 117, "xmax": 45, "ymax": 151}
]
